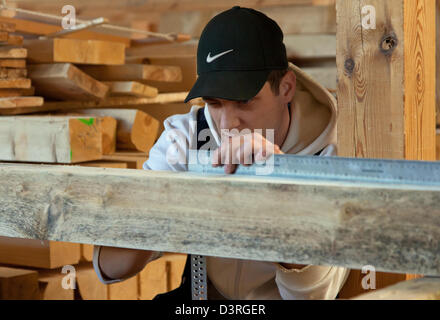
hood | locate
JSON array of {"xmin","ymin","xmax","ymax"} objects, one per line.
[
  {"xmin": 281, "ymin": 62, "xmax": 337, "ymax": 155},
  {"xmin": 203, "ymin": 62, "xmax": 337, "ymax": 155}
]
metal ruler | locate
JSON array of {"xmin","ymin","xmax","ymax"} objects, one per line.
[
  {"xmin": 188, "ymin": 150, "xmax": 440, "ymax": 187},
  {"xmin": 187, "ymin": 150, "xmax": 440, "ymax": 299}
]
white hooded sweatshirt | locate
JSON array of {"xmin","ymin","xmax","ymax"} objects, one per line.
[{"xmin": 93, "ymin": 63, "xmax": 350, "ymax": 300}]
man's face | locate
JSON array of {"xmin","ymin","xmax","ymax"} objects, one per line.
[{"xmin": 202, "ymin": 71, "xmax": 296, "ymax": 146}]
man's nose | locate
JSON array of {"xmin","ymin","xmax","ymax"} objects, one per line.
[{"xmin": 219, "ymin": 104, "xmax": 240, "ymax": 131}]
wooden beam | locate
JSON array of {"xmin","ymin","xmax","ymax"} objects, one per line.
[
  {"xmin": 23, "ymin": 39, "xmax": 125, "ymax": 65},
  {"xmin": 0, "ymin": 67, "xmax": 27, "ymax": 79},
  {"xmin": 71, "ymin": 109, "xmax": 159, "ymax": 153},
  {"xmin": 336, "ymin": 0, "xmax": 436, "ymax": 297},
  {"xmin": 0, "ymin": 164, "xmax": 440, "ymax": 275},
  {"xmin": 104, "ymin": 81, "xmax": 158, "ymax": 98},
  {"xmin": 0, "ymin": 47, "xmax": 26, "ymax": 58},
  {"xmin": 0, "ymin": 266, "xmax": 39, "ymax": 299},
  {"xmin": 0, "ymin": 16, "xmax": 131, "ymax": 47},
  {"xmin": 0, "ymin": 97, "xmax": 43, "ymax": 110},
  {"xmin": 38, "ymin": 269, "xmax": 74, "ymax": 300},
  {"xmin": 80, "ymin": 64, "xmax": 182, "ymax": 84},
  {"xmin": 0, "ymin": 78, "xmax": 31, "ymax": 89},
  {"xmin": 0, "ymin": 115, "xmax": 102, "ymax": 163},
  {"xmin": 0, "ymin": 236, "xmax": 80, "ymax": 268},
  {"xmin": 28, "ymin": 63, "xmax": 109, "ymax": 100},
  {"xmin": 157, "ymin": 4, "xmax": 336, "ymax": 38},
  {"xmin": 0, "ymin": 92, "xmax": 188, "ymax": 115},
  {"xmin": 101, "ymin": 150, "xmax": 148, "ymax": 169},
  {"xmin": 0, "ymin": 87, "xmax": 35, "ymax": 97},
  {"xmin": 0, "ymin": 59, "xmax": 26, "ymax": 68},
  {"xmin": 13, "ymin": 0, "xmax": 329, "ymax": 14}
]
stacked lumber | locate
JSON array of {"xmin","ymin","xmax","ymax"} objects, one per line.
[
  {"xmin": 0, "ymin": 21, "xmax": 44, "ymax": 113},
  {"xmin": 0, "ymin": 11, "xmax": 193, "ymax": 300}
]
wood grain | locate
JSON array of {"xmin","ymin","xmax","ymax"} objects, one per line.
[
  {"xmin": 336, "ymin": 0, "xmax": 436, "ymax": 297},
  {"xmin": 0, "ymin": 164, "xmax": 440, "ymax": 276},
  {"xmin": 404, "ymin": 0, "xmax": 436, "ymax": 161},
  {"xmin": 28, "ymin": 63, "xmax": 109, "ymax": 101}
]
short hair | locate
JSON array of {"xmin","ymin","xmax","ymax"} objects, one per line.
[{"xmin": 267, "ymin": 68, "xmax": 289, "ymax": 95}]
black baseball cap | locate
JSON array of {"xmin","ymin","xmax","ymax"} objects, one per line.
[{"xmin": 184, "ymin": 6, "xmax": 288, "ymax": 103}]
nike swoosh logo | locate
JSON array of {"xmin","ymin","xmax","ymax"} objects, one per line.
[{"xmin": 206, "ymin": 49, "xmax": 234, "ymax": 63}]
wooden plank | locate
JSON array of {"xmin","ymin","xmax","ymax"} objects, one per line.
[
  {"xmin": 145, "ymin": 57, "xmax": 196, "ymax": 93},
  {"xmin": 0, "ymin": 115, "xmax": 102, "ymax": 163},
  {"xmin": 101, "ymin": 151, "xmax": 148, "ymax": 169},
  {"xmin": 404, "ymin": 0, "xmax": 436, "ymax": 161},
  {"xmin": 72, "ymin": 109, "xmax": 159, "ymax": 153},
  {"xmin": 126, "ymin": 40, "xmax": 197, "ymax": 60},
  {"xmin": 0, "ymin": 16, "xmax": 131, "ymax": 47},
  {"xmin": 336, "ymin": 0, "xmax": 436, "ymax": 297},
  {"xmin": 437, "ymin": 0, "xmax": 440, "ymax": 125},
  {"xmin": 0, "ymin": 96, "xmax": 43, "ymax": 110},
  {"xmin": 24, "ymin": 39, "xmax": 125, "ymax": 65},
  {"xmin": 0, "ymin": 236, "xmax": 80, "ymax": 268},
  {"xmin": 38, "ymin": 268, "xmax": 75, "ymax": 300},
  {"xmin": 0, "ymin": 47, "xmax": 26, "ymax": 58},
  {"xmin": 0, "ymin": 67, "xmax": 27, "ymax": 79},
  {"xmin": 7, "ymin": 34, "xmax": 23, "ymax": 46},
  {"xmin": 1, "ymin": 164, "xmax": 440, "ymax": 276},
  {"xmin": 80, "ymin": 64, "xmax": 182, "ymax": 84},
  {"xmin": 0, "ymin": 21, "xmax": 15, "ymax": 32},
  {"xmin": 78, "ymin": 161, "xmax": 128, "ymax": 169},
  {"xmin": 0, "ymin": 59, "xmax": 26, "ymax": 68},
  {"xmin": 14, "ymin": 0, "xmax": 321, "ymax": 14},
  {"xmin": 0, "ymin": 266, "xmax": 39, "ymax": 299},
  {"xmin": 157, "ymin": 4, "xmax": 336, "ymax": 38},
  {"xmin": 104, "ymin": 81, "xmax": 158, "ymax": 98},
  {"xmin": 28, "ymin": 63, "xmax": 109, "ymax": 100},
  {"xmin": 0, "ymin": 78, "xmax": 31, "ymax": 88},
  {"xmin": 0, "ymin": 92, "xmax": 188, "ymax": 115},
  {"xmin": 351, "ymin": 278, "xmax": 440, "ymax": 300},
  {"xmin": 0, "ymin": 31, "xmax": 9, "ymax": 42},
  {"xmin": 0, "ymin": 87, "xmax": 35, "ymax": 97},
  {"xmin": 0, "ymin": 92, "xmax": 187, "ymax": 115},
  {"xmin": 79, "ymin": 244, "xmax": 94, "ymax": 262}
]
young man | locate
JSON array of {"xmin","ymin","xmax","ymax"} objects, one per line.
[{"xmin": 93, "ymin": 6, "xmax": 350, "ymax": 300}]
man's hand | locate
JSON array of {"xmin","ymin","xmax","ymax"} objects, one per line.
[{"xmin": 211, "ymin": 131, "xmax": 283, "ymax": 174}]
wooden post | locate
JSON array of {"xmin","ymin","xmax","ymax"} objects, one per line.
[{"xmin": 336, "ymin": 0, "xmax": 436, "ymax": 298}]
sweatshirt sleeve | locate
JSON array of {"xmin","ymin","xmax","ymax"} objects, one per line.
[
  {"xmin": 274, "ymin": 143, "xmax": 350, "ymax": 299},
  {"xmin": 93, "ymin": 107, "xmax": 200, "ymax": 285}
]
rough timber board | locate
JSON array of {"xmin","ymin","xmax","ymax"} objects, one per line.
[
  {"xmin": 0, "ymin": 164, "xmax": 440, "ymax": 276},
  {"xmin": 0, "ymin": 92, "xmax": 188, "ymax": 115}
]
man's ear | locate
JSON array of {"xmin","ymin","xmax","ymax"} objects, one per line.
[{"xmin": 279, "ymin": 70, "xmax": 296, "ymax": 103}]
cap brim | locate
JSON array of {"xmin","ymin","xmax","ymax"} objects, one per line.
[{"xmin": 184, "ymin": 69, "xmax": 271, "ymax": 103}]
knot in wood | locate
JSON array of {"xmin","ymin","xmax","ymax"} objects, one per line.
[
  {"xmin": 380, "ymin": 34, "xmax": 398, "ymax": 55},
  {"xmin": 344, "ymin": 58, "xmax": 355, "ymax": 74}
]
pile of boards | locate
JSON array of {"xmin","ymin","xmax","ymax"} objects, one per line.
[{"xmin": 0, "ymin": 17, "xmax": 193, "ymax": 300}]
